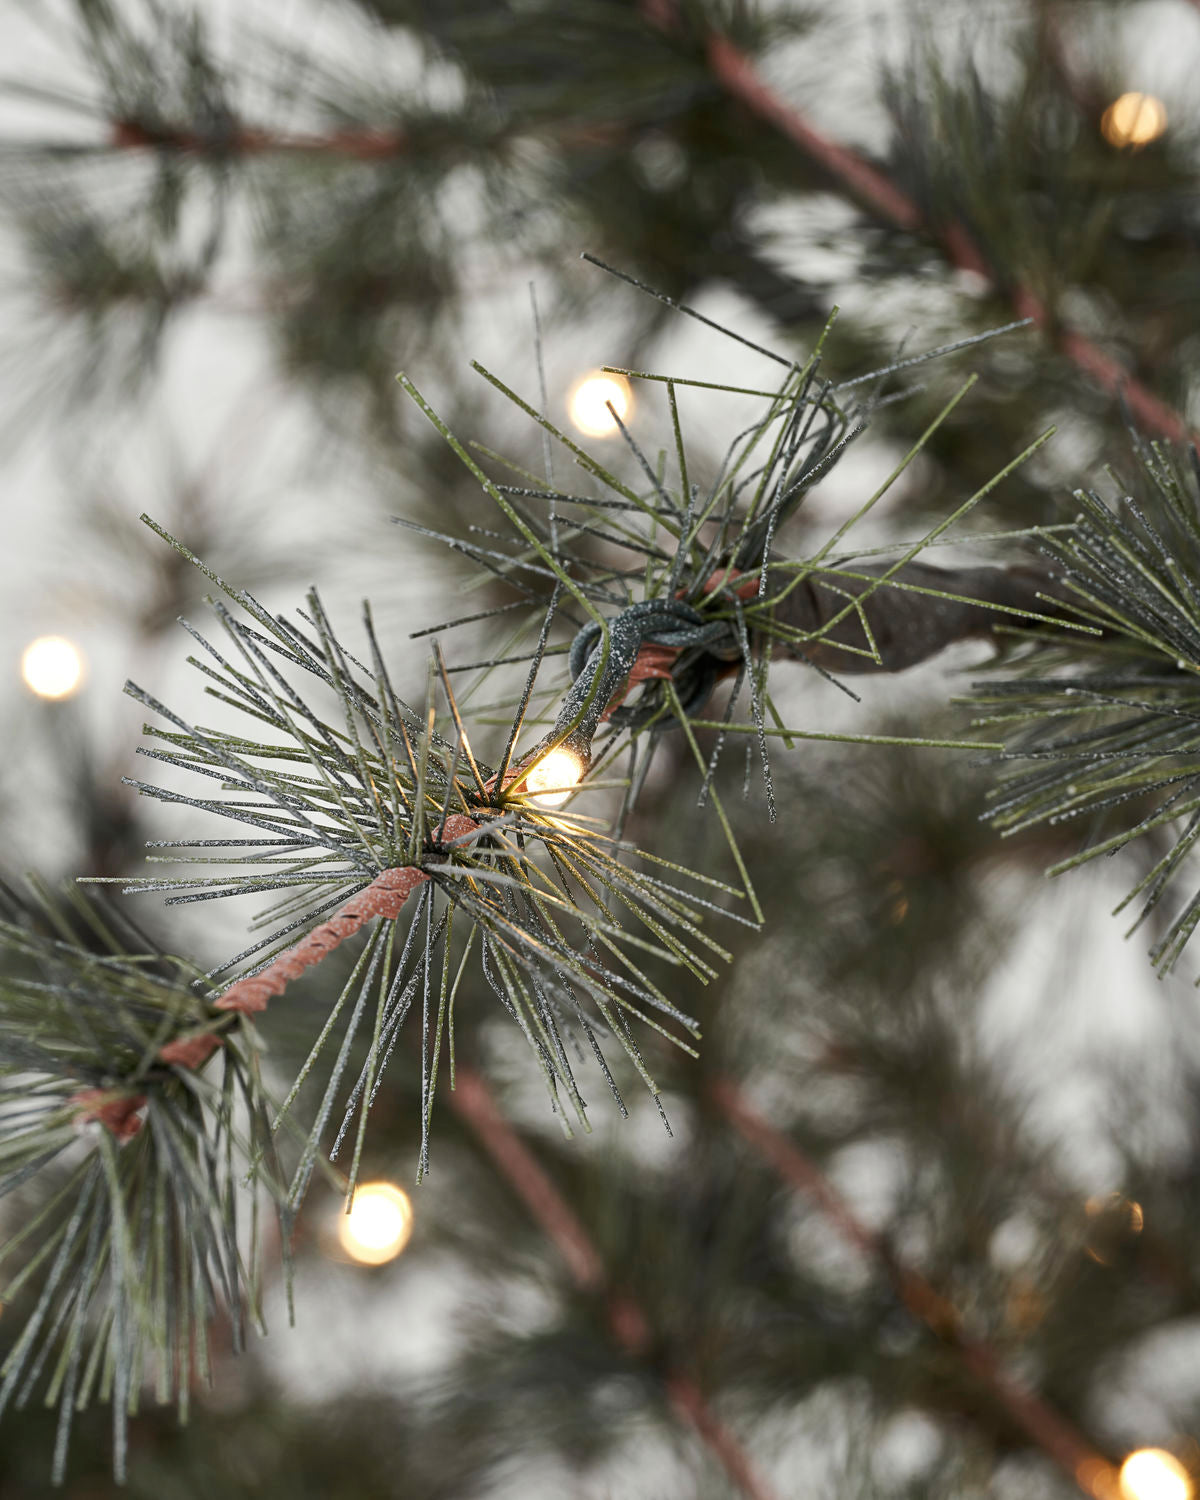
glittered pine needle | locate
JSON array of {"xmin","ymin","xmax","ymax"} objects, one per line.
[
  {"xmin": 0, "ymin": 881, "xmax": 282, "ymax": 1484},
  {"xmin": 395, "ymin": 266, "xmax": 1080, "ymax": 832},
  {"xmin": 970, "ymin": 440, "xmax": 1200, "ymax": 975},
  {"xmin": 94, "ymin": 526, "xmax": 741, "ymax": 1196}
]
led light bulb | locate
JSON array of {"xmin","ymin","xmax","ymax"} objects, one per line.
[
  {"xmin": 1119, "ymin": 1450, "xmax": 1193, "ymax": 1500},
  {"xmin": 1101, "ymin": 93, "xmax": 1167, "ymax": 149},
  {"xmin": 568, "ymin": 372, "xmax": 633, "ymax": 438},
  {"xmin": 1083, "ymin": 1192, "xmax": 1144, "ymax": 1265},
  {"xmin": 523, "ymin": 747, "xmax": 584, "ymax": 808},
  {"xmin": 21, "ymin": 636, "xmax": 85, "ymax": 700},
  {"xmin": 337, "ymin": 1182, "xmax": 414, "ymax": 1266}
]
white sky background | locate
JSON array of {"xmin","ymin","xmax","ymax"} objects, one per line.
[{"xmin": 2, "ymin": 1, "xmax": 1200, "ymax": 1493}]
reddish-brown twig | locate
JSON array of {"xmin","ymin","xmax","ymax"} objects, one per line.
[
  {"xmin": 111, "ymin": 120, "xmax": 408, "ymax": 159},
  {"xmin": 643, "ymin": 8, "xmax": 1193, "ymax": 445},
  {"xmin": 709, "ymin": 1075, "xmax": 1118, "ymax": 1498},
  {"xmin": 109, "ymin": 116, "xmax": 620, "ymax": 162},
  {"xmin": 216, "ymin": 814, "xmax": 479, "ymax": 1016},
  {"xmin": 448, "ymin": 1066, "xmax": 783, "ymax": 1500},
  {"xmin": 158, "ymin": 1032, "xmax": 224, "ymax": 1068},
  {"xmin": 705, "ymin": 37, "xmax": 924, "ymax": 233},
  {"xmin": 80, "ymin": 816, "xmax": 483, "ymax": 1134},
  {"xmin": 448, "ymin": 1068, "xmax": 605, "ymax": 1291}
]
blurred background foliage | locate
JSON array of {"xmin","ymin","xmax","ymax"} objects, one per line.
[{"xmin": 2, "ymin": 0, "xmax": 1200, "ymax": 1496}]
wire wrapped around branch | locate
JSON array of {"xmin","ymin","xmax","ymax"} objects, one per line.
[
  {"xmin": 553, "ymin": 559, "xmax": 1069, "ymax": 745},
  {"xmin": 107, "ymin": 530, "xmax": 743, "ymax": 1191}
]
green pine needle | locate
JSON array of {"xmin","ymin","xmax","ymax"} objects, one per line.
[
  {"xmin": 0, "ymin": 884, "xmax": 282, "ymax": 1484},
  {"xmin": 970, "ymin": 441, "xmax": 1200, "ymax": 975},
  {"xmin": 96, "ymin": 528, "xmax": 739, "ymax": 1185},
  {"xmin": 397, "ymin": 291, "xmax": 1057, "ymax": 835}
]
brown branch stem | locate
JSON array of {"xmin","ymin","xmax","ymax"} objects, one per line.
[
  {"xmin": 69, "ymin": 813, "xmax": 483, "ymax": 1129},
  {"xmin": 111, "ymin": 120, "xmax": 408, "ymax": 159},
  {"xmin": 69, "ymin": 1088, "xmax": 147, "ymax": 1140},
  {"xmin": 670, "ymin": 17, "xmax": 1194, "ymax": 445},
  {"xmin": 448, "ymin": 1066, "xmax": 782, "ymax": 1500},
  {"xmin": 216, "ymin": 814, "xmax": 479, "ymax": 1016},
  {"xmin": 80, "ymin": 825, "xmax": 482, "ymax": 1134},
  {"xmin": 709, "ymin": 1075, "xmax": 1118, "ymax": 1499}
]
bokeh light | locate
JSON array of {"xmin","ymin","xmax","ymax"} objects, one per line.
[
  {"xmin": 568, "ymin": 371, "xmax": 633, "ymax": 437},
  {"xmin": 1084, "ymin": 1192, "xmax": 1144, "ymax": 1265},
  {"xmin": 1118, "ymin": 1450, "xmax": 1193, "ymax": 1500},
  {"xmin": 522, "ymin": 747, "xmax": 584, "ymax": 808},
  {"xmin": 1101, "ymin": 93, "xmax": 1167, "ymax": 149},
  {"xmin": 20, "ymin": 636, "xmax": 85, "ymax": 700},
  {"xmin": 337, "ymin": 1182, "xmax": 414, "ymax": 1265}
]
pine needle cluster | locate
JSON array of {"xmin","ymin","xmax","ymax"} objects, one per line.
[
  {"xmin": 972, "ymin": 441, "xmax": 1200, "ymax": 974},
  {"xmin": 399, "ymin": 277, "xmax": 1068, "ymax": 841},
  {"xmin": 0, "ymin": 882, "xmax": 280, "ymax": 1484},
  {"xmin": 0, "ymin": 279, "xmax": 1121, "ymax": 1484}
]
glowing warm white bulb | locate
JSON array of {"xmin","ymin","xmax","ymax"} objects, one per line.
[
  {"xmin": 21, "ymin": 636, "xmax": 85, "ymax": 700},
  {"xmin": 1101, "ymin": 93, "xmax": 1167, "ymax": 148},
  {"xmin": 568, "ymin": 372, "xmax": 633, "ymax": 438},
  {"xmin": 337, "ymin": 1182, "xmax": 413, "ymax": 1265},
  {"xmin": 1119, "ymin": 1450, "xmax": 1193, "ymax": 1500},
  {"xmin": 1083, "ymin": 1192, "xmax": 1145, "ymax": 1264},
  {"xmin": 523, "ymin": 747, "xmax": 584, "ymax": 808}
]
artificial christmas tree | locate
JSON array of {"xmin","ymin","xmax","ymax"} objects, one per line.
[{"xmin": 3, "ymin": 3, "xmax": 1199, "ymax": 1496}]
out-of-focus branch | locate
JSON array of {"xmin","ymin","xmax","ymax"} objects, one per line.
[
  {"xmin": 107, "ymin": 115, "xmax": 617, "ymax": 160},
  {"xmin": 111, "ymin": 119, "xmax": 409, "ymax": 158},
  {"xmin": 448, "ymin": 1067, "xmax": 783, "ymax": 1500},
  {"xmin": 709, "ymin": 1076, "xmax": 1120, "ymax": 1500},
  {"xmin": 641, "ymin": 5, "xmax": 1192, "ymax": 444},
  {"xmin": 448, "ymin": 1068, "xmax": 606, "ymax": 1291},
  {"xmin": 703, "ymin": 36, "xmax": 924, "ymax": 235}
]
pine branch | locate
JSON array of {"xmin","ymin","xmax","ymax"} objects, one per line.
[
  {"xmin": 970, "ymin": 442, "xmax": 1200, "ymax": 974},
  {"xmin": 211, "ymin": 827, "xmax": 476, "ymax": 1016},
  {"xmin": 642, "ymin": 3, "xmax": 1195, "ymax": 444},
  {"xmin": 109, "ymin": 120, "xmax": 408, "ymax": 158},
  {"xmin": 710, "ymin": 1075, "xmax": 1118, "ymax": 1499},
  {"xmin": 98, "ymin": 524, "xmax": 743, "ymax": 1193},
  {"xmin": 449, "ymin": 1066, "xmax": 783, "ymax": 1500},
  {"xmin": 0, "ymin": 885, "xmax": 283, "ymax": 1484},
  {"xmin": 400, "ymin": 296, "xmax": 1070, "ymax": 826}
]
